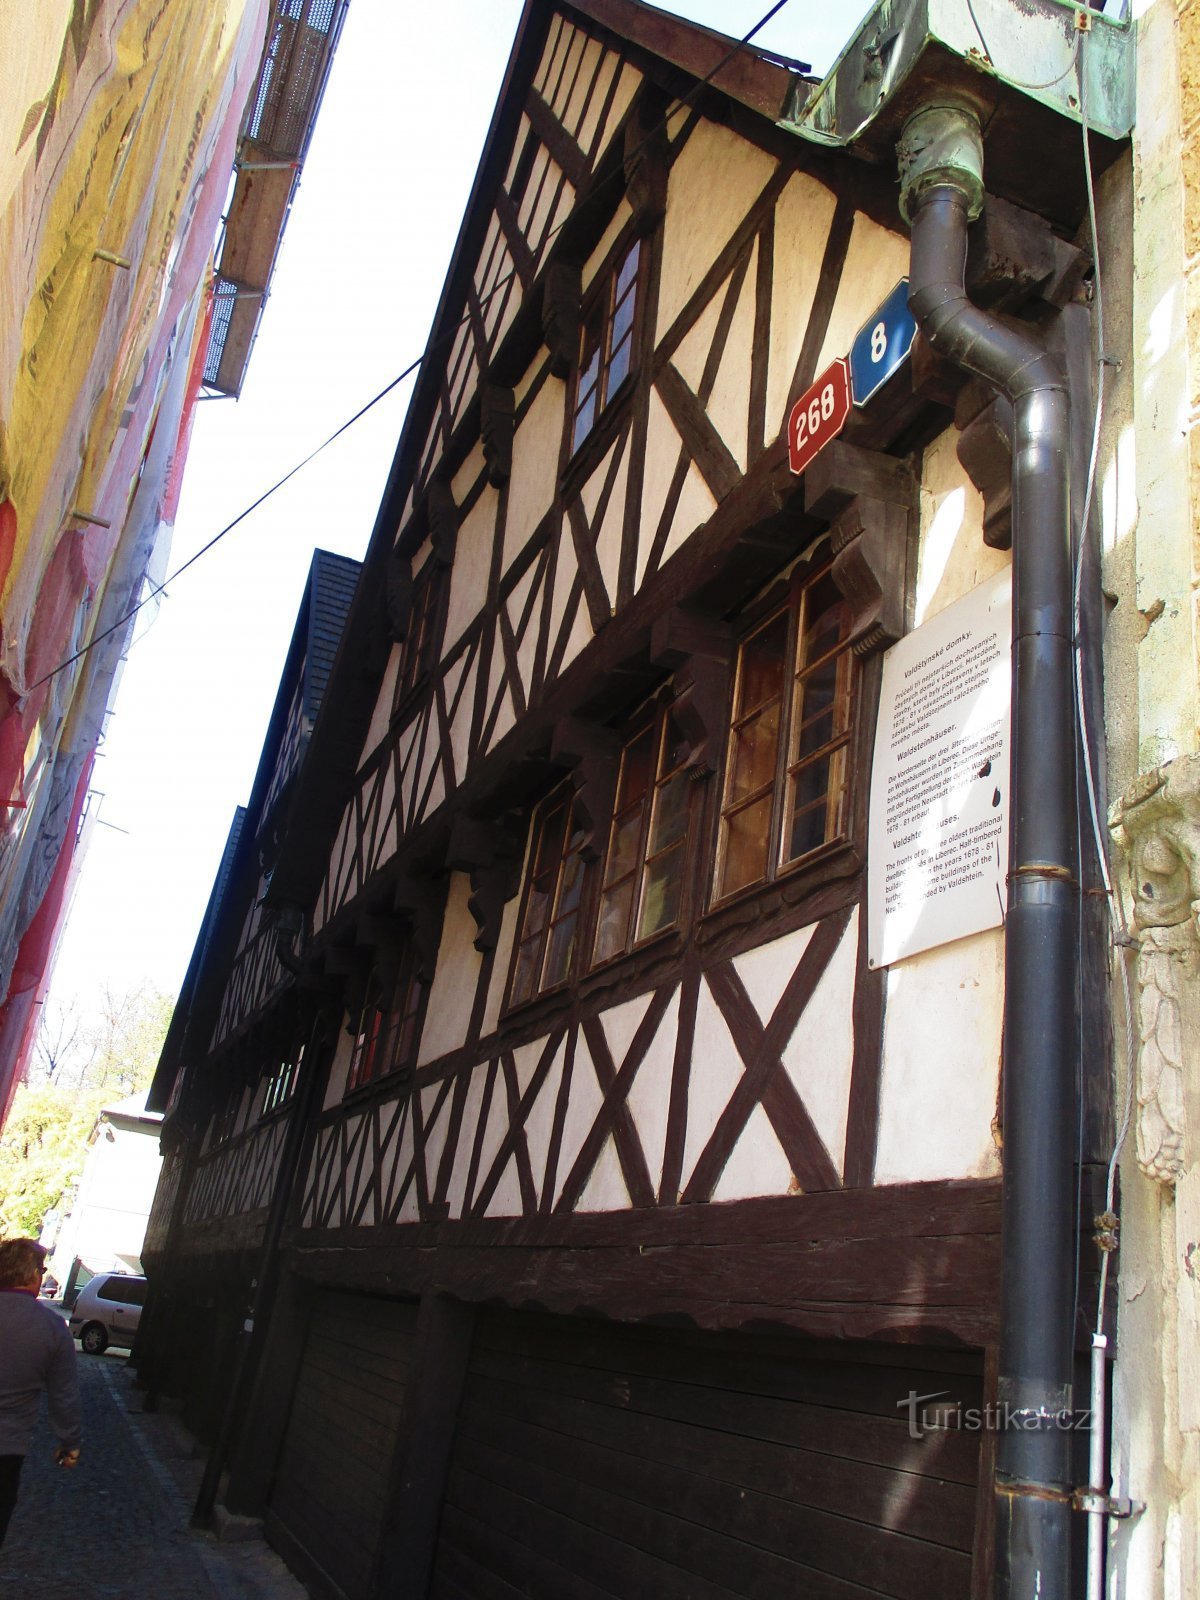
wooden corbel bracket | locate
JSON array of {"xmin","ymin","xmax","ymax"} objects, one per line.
[
  {"xmin": 550, "ymin": 715, "xmax": 621, "ymax": 861},
  {"xmin": 541, "ymin": 260, "xmax": 582, "ymax": 380},
  {"xmin": 446, "ymin": 814, "xmax": 523, "ymax": 953},
  {"xmin": 830, "ymin": 497, "xmax": 909, "ymax": 658},
  {"xmin": 804, "ymin": 440, "xmax": 915, "ymax": 659},
  {"xmin": 649, "ymin": 606, "xmax": 734, "ymax": 776},
  {"xmin": 392, "ymin": 873, "xmax": 447, "ymax": 980},
  {"xmin": 480, "ymin": 383, "xmax": 516, "ymax": 486},
  {"xmin": 426, "ymin": 476, "xmax": 459, "ymax": 565},
  {"xmin": 623, "ymin": 92, "xmax": 668, "ymax": 229},
  {"xmin": 955, "ymin": 381, "xmax": 1014, "ymax": 551}
]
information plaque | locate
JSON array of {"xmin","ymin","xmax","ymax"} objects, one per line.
[{"xmin": 867, "ymin": 568, "xmax": 1012, "ymax": 968}]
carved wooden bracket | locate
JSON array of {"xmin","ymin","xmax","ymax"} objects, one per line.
[
  {"xmin": 550, "ymin": 715, "xmax": 621, "ymax": 862},
  {"xmin": 623, "ymin": 94, "xmax": 668, "ymax": 229},
  {"xmin": 392, "ymin": 873, "xmax": 447, "ymax": 980},
  {"xmin": 541, "ymin": 260, "xmax": 582, "ymax": 380},
  {"xmin": 446, "ymin": 814, "xmax": 524, "ymax": 953},
  {"xmin": 481, "ymin": 383, "xmax": 515, "ymax": 486},
  {"xmin": 955, "ymin": 381, "xmax": 1013, "ymax": 551},
  {"xmin": 650, "ymin": 607, "xmax": 733, "ymax": 776},
  {"xmin": 1110, "ymin": 753, "xmax": 1200, "ymax": 1183},
  {"xmin": 804, "ymin": 441, "xmax": 915, "ymax": 659},
  {"xmin": 426, "ymin": 476, "xmax": 460, "ymax": 564},
  {"xmin": 830, "ymin": 498, "xmax": 909, "ymax": 658}
]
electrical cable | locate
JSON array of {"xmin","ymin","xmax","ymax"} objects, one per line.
[
  {"xmin": 1070, "ymin": 25, "xmax": 1136, "ymax": 1288},
  {"xmin": 26, "ymin": 0, "xmax": 795, "ymax": 699},
  {"xmin": 964, "ymin": 0, "xmax": 1082, "ymax": 91}
]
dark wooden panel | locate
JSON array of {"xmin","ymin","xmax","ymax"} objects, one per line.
[
  {"xmin": 292, "ymin": 1178, "xmax": 1002, "ymax": 1348},
  {"xmin": 431, "ymin": 1309, "xmax": 983, "ymax": 1599},
  {"xmin": 268, "ymin": 1291, "xmax": 417, "ymax": 1600}
]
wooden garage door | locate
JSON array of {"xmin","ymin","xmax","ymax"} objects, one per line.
[
  {"xmin": 432, "ymin": 1310, "xmax": 983, "ymax": 1600},
  {"xmin": 267, "ymin": 1291, "xmax": 417, "ymax": 1600}
]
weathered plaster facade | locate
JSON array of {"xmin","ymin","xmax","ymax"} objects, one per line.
[{"xmin": 1106, "ymin": 1, "xmax": 1200, "ymax": 1592}]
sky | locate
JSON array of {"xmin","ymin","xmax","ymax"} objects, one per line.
[{"xmin": 44, "ymin": 0, "xmax": 874, "ymax": 1027}]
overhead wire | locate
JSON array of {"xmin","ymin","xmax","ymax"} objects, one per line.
[{"xmin": 27, "ymin": 0, "xmax": 794, "ymax": 698}]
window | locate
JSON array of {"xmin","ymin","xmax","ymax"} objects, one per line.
[
  {"xmin": 593, "ymin": 699, "xmax": 694, "ymax": 965},
  {"xmin": 347, "ymin": 958, "xmax": 426, "ymax": 1093},
  {"xmin": 716, "ymin": 554, "xmax": 856, "ymax": 900},
  {"xmin": 98, "ymin": 1276, "xmax": 146, "ymax": 1306},
  {"xmin": 392, "ymin": 560, "xmax": 444, "ymax": 716},
  {"xmin": 262, "ymin": 1044, "xmax": 302, "ymax": 1115},
  {"xmin": 508, "ymin": 787, "xmax": 586, "ymax": 1006},
  {"xmin": 571, "ymin": 236, "xmax": 642, "ymax": 454}
]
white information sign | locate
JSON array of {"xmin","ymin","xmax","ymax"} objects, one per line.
[{"xmin": 867, "ymin": 568, "xmax": 1012, "ymax": 968}]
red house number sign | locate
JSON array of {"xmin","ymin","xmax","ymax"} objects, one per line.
[{"xmin": 787, "ymin": 356, "xmax": 850, "ymax": 476}]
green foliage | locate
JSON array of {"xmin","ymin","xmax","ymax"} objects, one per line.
[{"xmin": 0, "ymin": 983, "xmax": 174, "ymax": 1239}]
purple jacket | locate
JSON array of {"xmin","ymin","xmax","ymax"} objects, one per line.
[{"xmin": 0, "ymin": 1289, "xmax": 81, "ymax": 1455}]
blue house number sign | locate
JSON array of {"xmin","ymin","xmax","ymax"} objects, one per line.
[{"xmin": 849, "ymin": 280, "xmax": 917, "ymax": 407}]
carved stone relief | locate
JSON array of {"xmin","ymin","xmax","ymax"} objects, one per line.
[{"xmin": 1110, "ymin": 753, "xmax": 1200, "ymax": 1183}]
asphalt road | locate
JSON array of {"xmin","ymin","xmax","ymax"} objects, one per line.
[{"xmin": 0, "ymin": 1350, "xmax": 306, "ymax": 1600}]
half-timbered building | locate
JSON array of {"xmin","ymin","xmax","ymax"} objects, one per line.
[{"xmin": 141, "ymin": 2, "xmax": 1130, "ymax": 1596}]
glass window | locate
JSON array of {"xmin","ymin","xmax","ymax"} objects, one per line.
[
  {"xmin": 262, "ymin": 1044, "xmax": 302, "ymax": 1116},
  {"xmin": 392, "ymin": 560, "xmax": 444, "ymax": 716},
  {"xmin": 715, "ymin": 553, "xmax": 855, "ymax": 900},
  {"xmin": 99, "ymin": 1276, "xmax": 146, "ymax": 1305},
  {"xmin": 347, "ymin": 957, "xmax": 426, "ymax": 1093},
  {"xmin": 509, "ymin": 788, "xmax": 587, "ymax": 1006},
  {"xmin": 594, "ymin": 701, "xmax": 693, "ymax": 965},
  {"xmin": 570, "ymin": 237, "xmax": 642, "ymax": 454}
]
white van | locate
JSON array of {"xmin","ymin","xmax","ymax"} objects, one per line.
[{"xmin": 68, "ymin": 1273, "xmax": 147, "ymax": 1354}]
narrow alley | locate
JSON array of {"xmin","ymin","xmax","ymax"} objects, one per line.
[{"xmin": 0, "ymin": 1352, "xmax": 306, "ymax": 1600}]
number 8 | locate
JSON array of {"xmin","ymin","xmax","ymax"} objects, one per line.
[{"xmin": 870, "ymin": 321, "xmax": 887, "ymax": 363}]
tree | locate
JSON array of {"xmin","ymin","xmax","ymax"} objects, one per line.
[{"xmin": 0, "ymin": 982, "xmax": 174, "ymax": 1238}]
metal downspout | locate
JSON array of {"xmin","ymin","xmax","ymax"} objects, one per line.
[{"xmin": 899, "ymin": 110, "xmax": 1079, "ymax": 1600}]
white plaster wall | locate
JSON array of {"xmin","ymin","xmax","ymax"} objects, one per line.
[
  {"xmin": 814, "ymin": 215, "xmax": 910, "ymax": 381},
  {"xmin": 502, "ymin": 378, "xmax": 565, "ymax": 574},
  {"xmin": 323, "ymin": 1023, "xmax": 354, "ymax": 1109},
  {"xmin": 875, "ymin": 928, "xmax": 1003, "ymax": 1184},
  {"xmin": 767, "ymin": 172, "xmax": 838, "ymax": 442},
  {"xmin": 419, "ymin": 872, "xmax": 483, "ymax": 1066},
  {"xmin": 656, "ymin": 122, "xmax": 777, "ymax": 337},
  {"xmin": 914, "ymin": 426, "xmax": 1009, "ymax": 625}
]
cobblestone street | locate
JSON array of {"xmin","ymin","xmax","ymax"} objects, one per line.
[{"xmin": 0, "ymin": 1351, "xmax": 307, "ymax": 1600}]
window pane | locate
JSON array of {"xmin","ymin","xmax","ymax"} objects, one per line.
[
  {"xmin": 511, "ymin": 938, "xmax": 541, "ymax": 1006},
  {"xmin": 649, "ymin": 769, "xmax": 688, "ymax": 854},
  {"xmin": 611, "ymin": 283, "xmax": 636, "ymax": 350},
  {"xmin": 737, "ymin": 613, "xmax": 787, "ymax": 715},
  {"xmin": 606, "ymin": 810, "xmax": 644, "ymax": 882},
  {"xmin": 639, "ymin": 845, "xmax": 684, "ymax": 939},
  {"xmin": 606, "ymin": 330, "xmax": 632, "ymax": 396},
  {"xmin": 616, "ymin": 239, "xmax": 640, "ymax": 299},
  {"xmin": 617, "ymin": 729, "xmax": 653, "ymax": 806},
  {"xmin": 535, "ymin": 803, "xmax": 569, "ymax": 873},
  {"xmin": 785, "ymin": 751, "xmax": 839, "ymax": 862},
  {"xmin": 556, "ymin": 844, "xmax": 585, "ymax": 916},
  {"xmin": 728, "ymin": 702, "xmax": 780, "ymax": 803},
  {"xmin": 595, "ymin": 879, "xmax": 635, "ymax": 963},
  {"xmin": 572, "ymin": 389, "xmax": 598, "ymax": 452},
  {"xmin": 719, "ymin": 792, "xmax": 774, "ymax": 896},
  {"xmin": 543, "ymin": 911, "xmax": 577, "ymax": 988}
]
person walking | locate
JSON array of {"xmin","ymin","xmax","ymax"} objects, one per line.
[{"xmin": 0, "ymin": 1237, "xmax": 81, "ymax": 1546}]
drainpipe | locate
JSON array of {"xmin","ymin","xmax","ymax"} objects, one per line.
[{"xmin": 898, "ymin": 107, "xmax": 1079, "ymax": 1600}]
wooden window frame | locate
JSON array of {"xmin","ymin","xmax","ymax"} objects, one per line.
[
  {"xmin": 568, "ymin": 232, "xmax": 645, "ymax": 459},
  {"xmin": 262, "ymin": 1043, "xmax": 303, "ymax": 1117},
  {"xmin": 506, "ymin": 785, "xmax": 587, "ymax": 1010},
  {"xmin": 714, "ymin": 547, "xmax": 857, "ymax": 903},
  {"xmin": 346, "ymin": 955, "xmax": 427, "ymax": 1094},
  {"xmin": 391, "ymin": 558, "xmax": 446, "ymax": 720},
  {"xmin": 591, "ymin": 693, "xmax": 696, "ymax": 968}
]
